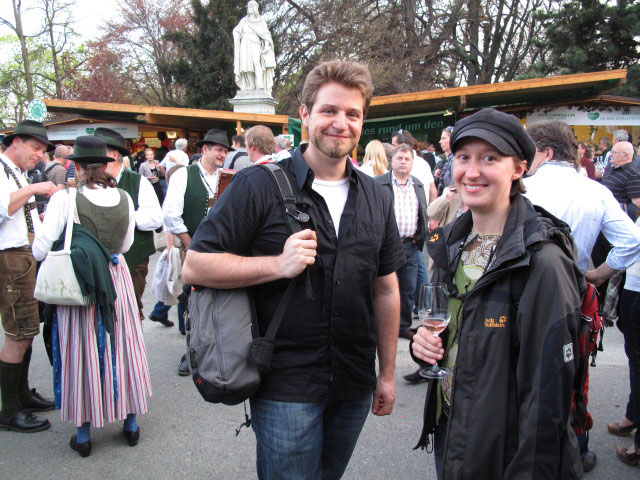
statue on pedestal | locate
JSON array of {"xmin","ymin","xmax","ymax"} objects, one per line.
[{"xmin": 233, "ymin": 1, "xmax": 276, "ymax": 95}]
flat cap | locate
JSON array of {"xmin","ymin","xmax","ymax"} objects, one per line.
[{"xmin": 450, "ymin": 108, "xmax": 536, "ymax": 163}]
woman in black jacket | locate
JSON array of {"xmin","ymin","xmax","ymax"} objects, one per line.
[{"xmin": 411, "ymin": 108, "xmax": 584, "ymax": 480}]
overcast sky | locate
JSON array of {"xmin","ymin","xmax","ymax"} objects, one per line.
[{"xmin": 1, "ymin": 0, "xmax": 119, "ymax": 43}]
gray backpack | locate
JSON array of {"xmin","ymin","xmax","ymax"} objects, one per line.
[{"xmin": 185, "ymin": 163, "xmax": 309, "ymax": 405}]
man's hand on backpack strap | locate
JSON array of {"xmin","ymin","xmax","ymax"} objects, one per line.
[{"xmin": 277, "ymin": 229, "xmax": 317, "ymax": 278}]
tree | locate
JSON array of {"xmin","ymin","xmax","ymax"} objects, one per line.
[
  {"xmin": 37, "ymin": 0, "xmax": 77, "ymax": 98},
  {"xmin": 97, "ymin": 0, "xmax": 192, "ymax": 106},
  {"xmin": 535, "ymin": 0, "xmax": 640, "ymax": 97},
  {"xmin": 1, "ymin": 0, "xmax": 36, "ymax": 102},
  {"xmin": 163, "ymin": 0, "xmax": 246, "ymax": 110}
]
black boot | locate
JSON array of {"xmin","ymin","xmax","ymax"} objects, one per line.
[
  {"xmin": 0, "ymin": 359, "xmax": 49, "ymax": 433},
  {"xmin": 18, "ymin": 347, "xmax": 54, "ymax": 412}
]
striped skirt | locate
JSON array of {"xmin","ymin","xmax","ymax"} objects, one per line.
[{"xmin": 54, "ymin": 254, "xmax": 152, "ymax": 427}]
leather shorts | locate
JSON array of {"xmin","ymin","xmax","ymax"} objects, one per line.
[{"xmin": 0, "ymin": 248, "xmax": 40, "ymax": 340}]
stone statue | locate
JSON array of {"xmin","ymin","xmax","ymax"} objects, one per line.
[{"xmin": 233, "ymin": 1, "xmax": 276, "ymax": 95}]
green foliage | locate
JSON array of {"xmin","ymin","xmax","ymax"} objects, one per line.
[
  {"xmin": 536, "ymin": 0, "xmax": 640, "ymax": 97},
  {"xmin": 163, "ymin": 0, "xmax": 247, "ymax": 110}
]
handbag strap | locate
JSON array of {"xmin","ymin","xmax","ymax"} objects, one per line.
[{"xmin": 63, "ymin": 188, "xmax": 77, "ymax": 252}]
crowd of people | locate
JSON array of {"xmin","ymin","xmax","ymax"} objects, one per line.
[{"xmin": 2, "ymin": 59, "xmax": 640, "ymax": 479}]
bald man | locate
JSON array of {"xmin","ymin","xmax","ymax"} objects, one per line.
[{"xmin": 602, "ymin": 141, "xmax": 640, "ymax": 216}]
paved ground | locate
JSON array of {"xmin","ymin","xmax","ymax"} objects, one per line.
[{"xmin": 1, "ymin": 252, "xmax": 638, "ymax": 479}]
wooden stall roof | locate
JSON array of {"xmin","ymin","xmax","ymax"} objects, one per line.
[
  {"xmin": 40, "ymin": 99, "xmax": 290, "ymax": 131},
  {"xmin": 367, "ymin": 70, "xmax": 627, "ymax": 118}
]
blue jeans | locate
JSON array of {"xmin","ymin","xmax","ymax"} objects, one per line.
[
  {"xmin": 414, "ymin": 247, "xmax": 429, "ymax": 313},
  {"xmin": 151, "ymin": 300, "xmax": 186, "ymax": 334},
  {"xmin": 250, "ymin": 394, "xmax": 372, "ymax": 480},
  {"xmin": 397, "ymin": 242, "xmax": 420, "ymax": 333}
]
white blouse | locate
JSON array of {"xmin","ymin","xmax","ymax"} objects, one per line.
[{"xmin": 32, "ymin": 186, "xmax": 135, "ymax": 261}]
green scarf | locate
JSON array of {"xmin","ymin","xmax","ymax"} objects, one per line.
[{"xmin": 50, "ymin": 223, "xmax": 117, "ymax": 335}]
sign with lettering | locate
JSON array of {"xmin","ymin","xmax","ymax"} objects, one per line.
[
  {"xmin": 46, "ymin": 123, "xmax": 139, "ymax": 140},
  {"xmin": 526, "ymin": 106, "xmax": 640, "ymax": 126},
  {"xmin": 360, "ymin": 114, "xmax": 453, "ymax": 147}
]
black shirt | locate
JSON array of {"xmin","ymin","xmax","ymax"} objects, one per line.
[
  {"xmin": 190, "ymin": 146, "xmax": 405, "ymax": 402},
  {"xmin": 602, "ymin": 162, "xmax": 640, "ymax": 205}
]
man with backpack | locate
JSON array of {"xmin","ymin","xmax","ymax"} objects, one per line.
[
  {"xmin": 223, "ymin": 134, "xmax": 251, "ymax": 170},
  {"xmin": 524, "ymin": 120, "xmax": 640, "ymax": 472},
  {"xmin": 44, "ymin": 145, "xmax": 71, "ymax": 186},
  {"xmin": 183, "ymin": 60, "xmax": 405, "ymax": 480}
]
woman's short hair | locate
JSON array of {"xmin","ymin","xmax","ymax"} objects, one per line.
[{"xmin": 301, "ymin": 60, "xmax": 374, "ymax": 117}]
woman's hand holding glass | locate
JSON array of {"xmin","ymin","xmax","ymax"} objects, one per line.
[{"xmin": 412, "ymin": 324, "xmax": 445, "ymax": 365}]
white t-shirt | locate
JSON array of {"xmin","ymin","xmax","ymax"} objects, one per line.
[{"xmin": 311, "ymin": 177, "xmax": 350, "ymax": 237}]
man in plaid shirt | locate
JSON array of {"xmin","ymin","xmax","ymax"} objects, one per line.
[{"xmin": 376, "ymin": 143, "xmax": 429, "ymax": 339}]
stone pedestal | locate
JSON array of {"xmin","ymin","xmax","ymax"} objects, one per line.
[{"xmin": 229, "ymin": 89, "xmax": 278, "ymax": 115}]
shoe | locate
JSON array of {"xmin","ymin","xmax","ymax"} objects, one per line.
[
  {"xmin": 582, "ymin": 451, "xmax": 597, "ymax": 472},
  {"xmin": 403, "ymin": 369, "xmax": 428, "ymax": 384},
  {"xmin": 148, "ymin": 314, "xmax": 174, "ymax": 328},
  {"xmin": 0, "ymin": 409, "xmax": 50, "ymax": 433},
  {"xmin": 399, "ymin": 330, "xmax": 415, "ymax": 340},
  {"xmin": 178, "ymin": 355, "xmax": 189, "ymax": 376},
  {"xmin": 123, "ymin": 427, "xmax": 140, "ymax": 447},
  {"xmin": 22, "ymin": 388, "xmax": 55, "ymax": 412},
  {"xmin": 70, "ymin": 435, "xmax": 91, "ymax": 458},
  {"xmin": 608, "ymin": 421, "xmax": 636, "ymax": 437},
  {"xmin": 616, "ymin": 446, "xmax": 640, "ymax": 467}
]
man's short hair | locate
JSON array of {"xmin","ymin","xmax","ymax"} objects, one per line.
[
  {"xmin": 391, "ymin": 143, "xmax": 413, "ymax": 159},
  {"xmin": 598, "ymin": 137, "xmax": 610, "ymax": 147},
  {"xmin": 54, "ymin": 144, "xmax": 68, "ymax": 159},
  {"xmin": 613, "ymin": 129, "xmax": 631, "ymax": 143},
  {"xmin": 275, "ymin": 135, "xmax": 291, "ymax": 150},
  {"xmin": 301, "ymin": 60, "xmax": 373, "ymax": 117},
  {"xmin": 106, "ymin": 146, "xmax": 124, "ymax": 163},
  {"xmin": 392, "ymin": 130, "xmax": 416, "ymax": 150},
  {"xmin": 246, "ymin": 125, "xmax": 276, "ymax": 155},
  {"xmin": 232, "ymin": 135, "xmax": 246, "ymax": 148},
  {"xmin": 527, "ymin": 120, "xmax": 578, "ymax": 166},
  {"xmin": 175, "ymin": 138, "xmax": 188, "ymax": 151}
]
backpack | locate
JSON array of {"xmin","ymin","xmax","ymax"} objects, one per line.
[
  {"xmin": 185, "ymin": 162, "xmax": 310, "ymax": 405},
  {"xmin": 229, "ymin": 151, "xmax": 248, "ymax": 170},
  {"xmin": 511, "ymin": 272, "xmax": 604, "ymax": 437}
]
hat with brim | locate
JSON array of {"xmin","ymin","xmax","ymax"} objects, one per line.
[
  {"xmin": 65, "ymin": 136, "xmax": 114, "ymax": 166},
  {"xmin": 93, "ymin": 127, "xmax": 130, "ymax": 156},
  {"xmin": 196, "ymin": 128, "xmax": 234, "ymax": 150},
  {"xmin": 2, "ymin": 119, "xmax": 55, "ymax": 152},
  {"xmin": 450, "ymin": 108, "xmax": 536, "ymax": 163}
]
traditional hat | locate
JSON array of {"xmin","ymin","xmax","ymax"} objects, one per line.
[
  {"xmin": 2, "ymin": 120, "xmax": 55, "ymax": 152},
  {"xmin": 65, "ymin": 136, "xmax": 115, "ymax": 167},
  {"xmin": 450, "ymin": 108, "xmax": 536, "ymax": 163},
  {"xmin": 93, "ymin": 127, "xmax": 130, "ymax": 156},
  {"xmin": 196, "ymin": 129, "xmax": 234, "ymax": 150}
]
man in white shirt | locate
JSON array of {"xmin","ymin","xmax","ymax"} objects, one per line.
[
  {"xmin": 274, "ymin": 135, "xmax": 292, "ymax": 161},
  {"xmin": 0, "ymin": 120, "xmax": 59, "ymax": 433},
  {"xmin": 391, "ymin": 130, "xmax": 437, "ymax": 204},
  {"xmin": 155, "ymin": 128, "xmax": 231, "ymax": 374},
  {"xmin": 99, "ymin": 128, "xmax": 163, "ymax": 322},
  {"xmin": 161, "ymin": 138, "xmax": 189, "ymax": 172},
  {"xmin": 524, "ymin": 120, "xmax": 640, "ymax": 472},
  {"xmin": 246, "ymin": 125, "xmax": 276, "ymax": 165}
]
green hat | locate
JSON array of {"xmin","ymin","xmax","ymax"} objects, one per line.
[
  {"xmin": 196, "ymin": 129, "xmax": 234, "ymax": 150},
  {"xmin": 65, "ymin": 136, "xmax": 114, "ymax": 166},
  {"xmin": 93, "ymin": 127, "xmax": 130, "ymax": 157},
  {"xmin": 2, "ymin": 120, "xmax": 55, "ymax": 152}
]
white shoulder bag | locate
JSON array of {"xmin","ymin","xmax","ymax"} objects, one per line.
[{"xmin": 34, "ymin": 188, "xmax": 86, "ymax": 305}]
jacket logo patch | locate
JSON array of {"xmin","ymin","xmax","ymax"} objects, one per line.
[
  {"xmin": 484, "ymin": 315, "xmax": 507, "ymax": 328},
  {"xmin": 429, "ymin": 233, "xmax": 439, "ymax": 242},
  {"xmin": 563, "ymin": 344, "xmax": 574, "ymax": 362}
]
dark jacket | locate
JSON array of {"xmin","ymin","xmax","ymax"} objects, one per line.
[
  {"xmin": 417, "ymin": 194, "xmax": 584, "ymax": 480},
  {"xmin": 375, "ymin": 171, "xmax": 429, "ymax": 249}
]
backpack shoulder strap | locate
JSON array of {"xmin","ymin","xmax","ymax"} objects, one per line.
[{"xmin": 229, "ymin": 151, "xmax": 248, "ymax": 170}]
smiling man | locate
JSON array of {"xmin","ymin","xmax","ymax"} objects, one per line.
[
  {"xmin": 0, "ymin": 120, "xmax": 59, "ymax": 433},
  {"xmin": 183, "ymin": 60, "xmax": 404, "ymax": 480}
]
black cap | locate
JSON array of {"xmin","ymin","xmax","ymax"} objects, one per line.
[
  {"xmin": 93, "ymin": 127, "xmax": 130, "ymax": 156},
  {"xmin": 450, "ymin": 108, "xmax": 536, "ymax": 163},
  {"xmin": 65, "ymin": 136, "xmax": 114, "ymax": 165},
  {"xmin": 196, "ymin": 129, "xmax": 234, "ymax": 150},
  {"xmin": 2, "ymin": 120, "xmax": 55, "ymax": 152}
]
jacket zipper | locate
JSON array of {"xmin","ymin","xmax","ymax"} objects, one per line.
[{"xmin": 212, "ymin": 298, "xmax": 227, "ymax": 381}]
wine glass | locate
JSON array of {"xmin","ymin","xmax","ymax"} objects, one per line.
[{"xmin": 417, "ymin": 283, "xmax": 451, "ymax": 380}]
